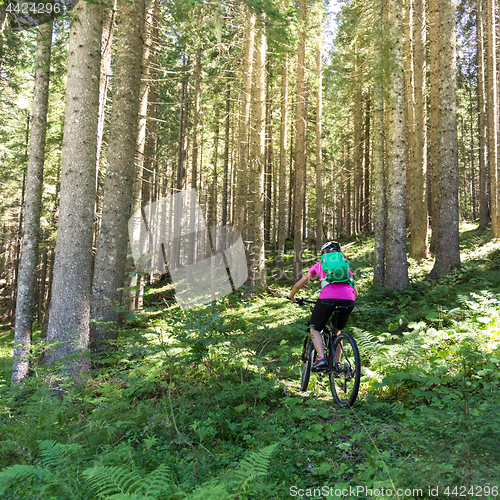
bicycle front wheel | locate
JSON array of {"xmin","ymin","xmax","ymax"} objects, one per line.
[
  {"xmin": 329, "ymin": 332, "xmax": 361, "ymax": 407},
  {"xmin": 300, "ymin": 338, "xmax": 316, "ymax": 391}
]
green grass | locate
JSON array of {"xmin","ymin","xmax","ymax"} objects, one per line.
[{"xmin": 0, "ymin": 225, "xmax": 499, "ymax": 499}]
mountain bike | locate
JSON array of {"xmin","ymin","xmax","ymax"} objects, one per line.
[{"xmin": 295, "ymin": 298, "xmax": 361, "ymax": 407}]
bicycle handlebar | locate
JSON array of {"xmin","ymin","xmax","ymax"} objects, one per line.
[{"xmin": 289, "ymin": 297, "xmax": 316, "ymax": 306}]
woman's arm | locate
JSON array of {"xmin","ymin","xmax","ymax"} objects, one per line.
[{"xmin": 288, "ymin": 272, "xmax": 311, "ymax": 301}]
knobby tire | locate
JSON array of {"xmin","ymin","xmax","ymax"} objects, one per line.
[
  {"xmin": 329, "ymin": 332, "xmax": 360, "ymax": 407},
  {"xmin": 300, "ymin": 338, "xmax": 315, "ymax": 391}
]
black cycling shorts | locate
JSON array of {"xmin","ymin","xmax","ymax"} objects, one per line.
[{"xmin": 310, "ymin": 299, "xmax": 355, "ymax": 333}]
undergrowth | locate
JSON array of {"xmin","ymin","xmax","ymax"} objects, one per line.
[{"xmin": 0, "ymin": 225, "xmax": 499, "ymax": 499}]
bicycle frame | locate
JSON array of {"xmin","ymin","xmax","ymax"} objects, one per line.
[{"xmin": 295, "ymin": 297, "xmax": 361, "ymax": 406}]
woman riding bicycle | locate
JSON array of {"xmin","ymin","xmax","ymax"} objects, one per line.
[{"xmin": 287, "ymin": 241, "xmax": 358, "ymax": 371}]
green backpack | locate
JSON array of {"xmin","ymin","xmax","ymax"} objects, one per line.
[{"xmin": 320, "ymin": 252, "xmax": 355, "ymax": 289}]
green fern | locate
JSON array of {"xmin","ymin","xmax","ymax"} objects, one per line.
[
  {"xmin": 189, "ymin": 479, "xmax": 233, "ymax": 500},
  {"xmin": 0, "ymin": 463, "xmax": 52, "ymax": 494},
  {"xmin": 142, "ymin": 463, "xmax": 172, "ymax": 496},
  {"xmin": 352, "ymin": 328, "xmax": 387, "ymax": 359},
  {"xmin": 38, "ymin": 439, "xmax": 83, "ymax": 468},
  {"xmin": 234, "ymin": 444, "xmax": 276, "ymax": 482},
  {"xmin": 0, "ymin": 440, "xmax": 86, "ymax": 496},
  {"xmin": 189, "ymin": 444, "xmax": 278, "ymax": 500},
  {"xmin": 83, "ymin": 463, "xmax": 172, "ymax": 499},
  {"xmin": 83, "ymin": 466, "xmax": 142, "ymax": 498}
]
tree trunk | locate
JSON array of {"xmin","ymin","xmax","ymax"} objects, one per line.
[
  {"xmin": 316, "ymin": 41, "xmax": 323, "ymax": 251},
  {"xmin": 404, "ymin": 0, "xmax": 415, "ymax": 229},
  {"xmin": 90, "ymin": 0, "xmax": 145, "ymax": 350},
  {"xmin": 487, "ymin": 0, "xmax": 500, "ymax": 236},
  {"xmin": 142, "ymin": 0, "xmax": 159, "ymax": 208},
  {"xmin": 427, "ymin": 0, "xmax": 461, "ymax": 278},
  {"xmin": 235, "ymin": 7, "xmax": 256, "ymax": 241},
  {"xmin": 45, "ymin": 0, "xmax": 103, "ymax": 375},
  {"xmin": 372, "ymin": 30, "xmax": 386, "ymax": 286},
  {"xmin": 410, "ymin": 0, "xmax": 429, "ymax": 258},
  {"xmin": 248, "ymin": 22, "xmax": 267, "ymax": 290},
  {"xmin": 94, "ymin": 4, "xmax": 116, "ymax": 252},
  {"xmin": 477, "ymin": 0, "xmax": 488, "ymax": 228},
  {"xmin": 363, "ymin": 98, "xmax": 371, "ymax": 232},
  {"xmin": 277, "ymin": 55, "xmax": 288, "ymax": 279},
  {"xmin": 469, "ymin": 88, "xmax": 477, "ymax": 220},
  {"xmin": 222, "ymin": 82, "xmax": 231, "ymax": 226},
  {"xmin": 208, "ymin": 97, "xmax": 220, "ymax": 229},
  {"xmin": 37, "ymin": 245, "xmax": 48, "ymax": 325},
  {"xmin": 429, "ymin": 0, "xmax": 439, "ymax": 253},
  {"xmin": 353, "ymin": 74, "xmax": 362, "ymax": 235},
  {"xmin": 123, "ymin": 0, "xmax": 154, "ymax": 311},
  {"xmin": 192, "ymin": 47, "xmax": 202, "ymax": 192},
  {"xmin": 11, "ymin": 22, "xmax": 52, "ymax": 384},
  {"xmin": 294, "ymin": 0, "xmax": 307, "ymax": 280},
  {"xmin": 385, "ymin": 0, "xmax": 409, "ymax": 290},
  {"xmin": 264, "ymin": 71, "xmax": 273, "ymax": 243}
]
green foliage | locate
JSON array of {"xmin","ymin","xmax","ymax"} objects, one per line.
[
  {"xmin": 1, "ymin": 227, "xmax": 500, "ymax": 497},
  {"xmin": 83, "ymin": 464, "xmax": 171, "ymax": 499}
]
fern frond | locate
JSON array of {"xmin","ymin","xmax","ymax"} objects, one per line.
[
  {"xmin": 142, "ymin": 463, "xmax": 172, "ymax": 496},
  {"xmin": 190, "ymin": 478, "xmax": 232, "ymax": 500},
  {"xmin": 0, "ymin": 464, "xmax": 52, "ymax": 494},
  {"xmin": 83, "ymin": 466, "xmax": 140, "ymax": 498},
  {"xmin": 351, "ymin": 328, "xmax": 387, "ymax": 359},
  {"xmin": 234, "ymin": 444, "xmax": 277, "ymax": 485},
  {"xmin": 38, "ymin": 440, "xmax": 83, "ymax": 468}
]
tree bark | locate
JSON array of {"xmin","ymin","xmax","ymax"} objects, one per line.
[
  {"xmin": 429, "ymin": 0, "xmax": 439, "ymax": 253},
  {"xmin": 123, "ymin": 0, "xmax": 154, "ymax": 311},
  {"xmin": 192, "ymin": 46, "xmax": 202, "ymax": 192},
  {"xmin": 11, "ymin": 22, "xmax": 52, "ymax": 384},
  {"xmin": 90, "ymin": 0, "xmax": 145, "ymax": 349},
  {"xmin": 222, "ymin": 82, "xmax": 231, "ymax": 226},
  {"xmin": 248, "ymin": 22, "xmax": 267, "ymax": 290},
  {"xmin": 487, "ymin": 0, "xmax": 500, "ymax": 236},
  {"xmin": 372, "ymin": 65, "xmax": 386, "ymax": 285},
  {"xmin": 235, "ymin": 7, "xmax": 256, "ymax": 242},
  {"xmin": 404, "ymin": 0, "xmax": 415, "ymax": 229},
  {"xmin": 316, "ymin": 40, "xmax": 323, "ymax": 251},
  {"xmin": 45, "ymin": 0, "xmax": 103, "ymax": 375},
  {"xmin": 410, "ymin": 0, "xmax": 429, "ymax": 258},
  {"xmin": 353, "ymin": 86, "xmax": 363, "ymax": 235},
  {"xmin": 427, "ymin": 0, "xmax": 461, "ymax": 278},
  {"xmin": 294, "ymin": 0, "xmax": 307, "ymax": 280},
  {"xmin": 385, "ymin": 0, "xmax": 409, "ymax": 290},
  {"xmin": 476, "ymin": 0, "xmax": 488, "ymax": 228},
  {"xmin": 363, "ymin": 98, "xmax": 371, "ymax": 231},
  {"xmin": 477, "ymin": 0, "xmax": 488, "ymax": 228},
  {"xmin": 277, "ymin": 55, "xmax": 288, "ymax": 279}
]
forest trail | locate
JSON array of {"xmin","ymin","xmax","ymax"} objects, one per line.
[{"xmin": 0, "ymin": 226, "xmax": 498, "ymax": 497}]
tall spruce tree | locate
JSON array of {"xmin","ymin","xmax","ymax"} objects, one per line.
[
  {"xmin": 11, "ymin": 22, "xmax": 53, "ymax": 384},
  {"xmin": 384, "ymin": 0, "xmax": 409, "ymax": 289},
  {"xmin": 427, "ymin": 0, "xmax": 460, "ymax": 278},
  {"xmin": 45, "ymin": 0, "xmax": 103, "ymax": 375},
  {"xmin": 90, "ymin": 0, "xmax": 145, "ymax": 349},
  {"xmin": 294, "ymin": 0, "xmax": 306, "ymax": 280}
]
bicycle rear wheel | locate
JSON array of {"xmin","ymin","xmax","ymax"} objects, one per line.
[
  {"xmin": 329, "ymin": 332, "xmax": 360, "ymax": 407},
  {"xmin": 300, "ymin": 338, "xmax": 316, "ymax": 391}
]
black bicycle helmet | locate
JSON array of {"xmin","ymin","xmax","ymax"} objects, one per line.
[{"xmin": 320, "ymin": 241, "xmax": 341, "ymax": 254}]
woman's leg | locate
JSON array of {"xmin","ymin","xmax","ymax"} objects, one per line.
[
  {"xmin": 310, "ymin": 327, "xmax": 325, "ymax": 358},
  {"xmin": 335, "ymin": 331, "xmax": 342, "ymax": 363}
]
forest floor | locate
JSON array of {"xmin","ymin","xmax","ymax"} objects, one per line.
[{"xmin": 0, "ymin": 223, "xmax": 499, "ymax": 499}]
